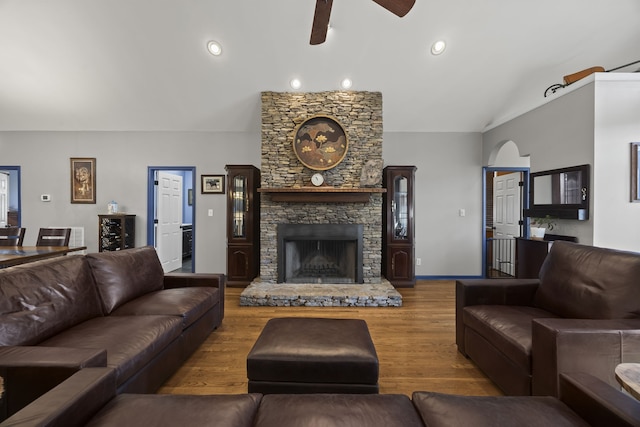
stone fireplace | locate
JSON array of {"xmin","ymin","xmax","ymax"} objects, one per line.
[
  {"xmin": 278, "ymin": 223, "xmax": 364, "ymax": 284},
  {"xmin": 258, "ymin": 91, "xmax": 384, "ymax": 284}
]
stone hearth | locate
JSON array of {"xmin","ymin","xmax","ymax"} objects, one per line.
[{"xmin": 240, "ymin": 278, "xmax": 402, "ymax": 307}]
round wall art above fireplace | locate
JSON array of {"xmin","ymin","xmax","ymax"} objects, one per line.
[{"xmin": 293, "ymin": 115, "xmax": 349, "ymax": 171}]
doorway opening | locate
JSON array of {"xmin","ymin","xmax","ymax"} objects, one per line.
[
  {"xmin": 483, "ymin": 168, "xmax": 529, "ymax": 278},
  {"xmin": 147, "ymin": 167, "xmax": 196, "ymax": 273},
  {"xmin": 0, "ymin": 166, "xmax": 21, "ymax": 228}
]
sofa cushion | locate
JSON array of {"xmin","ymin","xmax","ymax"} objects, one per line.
[
  {"xmin": 534, "ymin": 241, "xmax": 640, "ymax": 319},
  {"xmin": 255, "ymin": 394, "xmax": 424, "ymax": 427},
  {"xmin": 412, "ymin": 391, "xmax": 590, "ymax": 427},
  {"xmin": 39, "ymin": 315, "xmax": 182, "ymax": 385},
  {"xmin": 0, "ymin": 256, "xmax": 103, "ymax": 346},
  {"xmin": 87, "ymin": 246, "xmax": 164, "ymax": 314},
  {"xmin": 110, "ymin": 287, "xmax": 219, "ymax": 329},
  {"xmin": 86, "ymin": 394, "xmax": 262, "ymax": 427},
  {"xmin": 463, "ymin": 305, "xmax": 559, "ymax": 371}
]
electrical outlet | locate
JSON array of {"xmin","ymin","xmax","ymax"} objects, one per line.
[
  {"xmin": 459, "ymin": 208, "xmax": 466, "ymax": 217},
  {"xmin": 416, "ymin": 258, "xmax": 422, "ymax": 266},
  {"xmin": 208, "ymin": 209, "xmax": 214, "ymax": 217}
]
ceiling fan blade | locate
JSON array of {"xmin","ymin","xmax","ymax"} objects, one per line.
[
  {"xmin": 310, "ymin": 0, "xmax": 333, "ymax": 45},
  {"xmin": 371, "ymin": 0, "xmax": 415, "ymax": 17}
]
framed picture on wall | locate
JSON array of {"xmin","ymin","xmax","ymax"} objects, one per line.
[
  {"xmin": 201, "ymin": 174, "xmax": 225, "ymax": 194},
  {"xmin": 70, "ymin": 157, "xmax": 96, "ymax": 204}
]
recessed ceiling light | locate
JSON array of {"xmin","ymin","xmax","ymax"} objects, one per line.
[
  {"xmin": 431, "ymin": 40, "xmax": 446, "ymax": 55},
  {"xmin": 290, "ymin": 78, "xmax": 302, "ymax": 90},
  {"xmin": 340, "ymin": 78, "xmax": 352, "ymax": 89},
  {"xmin": 207, "ymin": 40, "xmax": 222, "ymax": 56}
]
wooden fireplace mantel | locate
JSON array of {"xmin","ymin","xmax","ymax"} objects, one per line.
[{"xmin": 258, "ymin": 187, "xmax": 386, "ymax": 203}]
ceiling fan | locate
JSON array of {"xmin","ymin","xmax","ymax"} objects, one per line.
[{"xmin": 310, "ymin": 0, "xmax": 416, "ymax": 45}]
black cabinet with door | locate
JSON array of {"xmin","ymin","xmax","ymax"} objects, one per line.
[
  {"xmin": 225, "ymin": 165, "xmax": 260, "ymax": 287},
  {"xmin": 382, "ymin": 166, "xmax": 416, "ymax": 287}
]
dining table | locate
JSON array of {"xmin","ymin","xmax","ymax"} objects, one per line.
[{"xmin": 0, "ymin": 246, "xmax": 87, "ymax": 269}]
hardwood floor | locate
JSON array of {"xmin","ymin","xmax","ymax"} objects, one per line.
[{"xmin": 158, "ymin": 280, "xmax": 502, "ymax": 397}]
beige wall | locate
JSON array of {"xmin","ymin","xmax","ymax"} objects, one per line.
[
  {"xmin": 0, "ymin": 128, "xmax": 485, "ymax": 277},
  {"xmin": 0, "ymin": 131, "xmax": 260, "ymax": 274},
  {"xmin": 483, "ymin": 73, "xmax": 640, "ymax": 251},
  {"xmin": 383, "ymin": 132, "xmax": 483, "ymax": 276},
  {"xmin": 482, "ymin": 82, "xmax": 595, "ymax": 245}
]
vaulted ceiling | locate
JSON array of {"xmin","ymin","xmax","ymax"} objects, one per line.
[{"xmin": 0, "ymin": 0, "xmax": 638, "ymax": 132}]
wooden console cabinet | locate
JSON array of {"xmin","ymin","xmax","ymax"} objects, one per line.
[
  {"xmin": 515, "ymin": 234, "xmax": 578, "ymax": 278},
  {"xmin": 382, "ymin": 166, "xmax": 416, "ymax": 287},
  {"xmin": 225, "ymin": 165, "xmax": 260, "ymax": 287}
]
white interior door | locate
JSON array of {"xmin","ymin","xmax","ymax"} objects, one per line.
[
  {"xmin": 492, "ymin": 172, "xmax": 522, "ymax": 276},
  {"xmin": 0, "ymin": 173, "xmax": 8, "ymax": 227},
  {"xmin": 156, "ymin": 171, "xmax": 183, "ymax": 272}
]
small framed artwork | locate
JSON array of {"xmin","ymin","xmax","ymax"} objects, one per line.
[
  {"xmin": 202, "ymin": 175, "xmax": 225, "ymax": 194},
  {"xmin": 70, "ymin": 157, "xmax": 96, "ymax": 204},
  {"xmin": 631, "ymin": 142, "xmax": 640, "ymax": 202}
]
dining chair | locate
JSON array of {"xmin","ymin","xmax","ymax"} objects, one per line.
[
  {"xmin": 0, "ymin": 227, "xmax": 26, "ymax": 246},
  {"xmin": 36, "ymin": 228, "xmax": 71, "ymax": 247}
]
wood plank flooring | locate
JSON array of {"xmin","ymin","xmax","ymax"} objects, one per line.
[{"xmin": 158, "ymin": 280, "xmax": 502, "ymax": 397}]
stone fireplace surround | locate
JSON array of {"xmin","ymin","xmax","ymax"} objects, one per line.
[{"xmin": 239, "ymin": 90, "xmax": 402, "ymax": 306}]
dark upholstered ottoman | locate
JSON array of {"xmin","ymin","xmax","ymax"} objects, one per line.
[{"xmin": 247, "ymin": 317, "xmax": 379, "ymax": 394}]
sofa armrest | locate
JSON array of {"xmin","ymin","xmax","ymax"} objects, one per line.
[
  {"xmin": 0, "ymin": 347, "xmax": 108, "ymax": 421},
  {"xmin": 164, "ymin": 273, "xmax": 226, "ymax": 321},
  {"xmin": 560, "ymin": 372, "xmax": 640, "ymax": 426},
  {"xmin": 0, "ymin": 346, "xmax": 107, "ymax": 369},
  {"xmin": 1, "ymin": 367, "xmax": 116, "ymax": 427},
  {"xmin": 455, "ymin": 279, "xmax": 540, "ymax": 355},
  {"xmin": 532, "ymin": 318, "xmax": 640, "ymax": 397}
]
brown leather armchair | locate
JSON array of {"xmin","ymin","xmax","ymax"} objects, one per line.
[{"xmin": 456, "ymin": 241, "xmax": 640, "ymax": 396}]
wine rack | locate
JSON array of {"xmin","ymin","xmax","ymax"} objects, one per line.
[{"xmin": 98, "ymin": 214, "xmax": 135, "ymax": 252}]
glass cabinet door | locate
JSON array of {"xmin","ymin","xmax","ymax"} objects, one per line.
[
  {"xmin": 232, "ymin": 175, "xmax": 248, "ymax": 238},
  {"xmin": 392, "ymin": 176, "xmax": 408, "ymax": 240}
]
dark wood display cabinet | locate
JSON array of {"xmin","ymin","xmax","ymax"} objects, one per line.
[
  {"xmin": 98, "ymin": 214, "xmax": 135, "ymax": 252},
  {"xmin": 225, "ymin": 165, "xmax": 260, "ymax": 287},
  {"xmin": 382, "ymin": 166, "xmax": 416, "ymax": 287}
]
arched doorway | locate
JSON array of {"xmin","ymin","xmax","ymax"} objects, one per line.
[{"xmin": 483, "ymin": 141, "xmax": 530, "ymax": 278}]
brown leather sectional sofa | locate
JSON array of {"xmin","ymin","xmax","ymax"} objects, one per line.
[
  {"xmin": 457, "ymin": 241, "xmax": 640, "ymax": 396},
  {"xmin": 3, "ymin": 367, "xmax": 640, "ymax": 426},
  {"xmin": 0, "ymin": 246, "xmax": 225, "ymax": 421}
]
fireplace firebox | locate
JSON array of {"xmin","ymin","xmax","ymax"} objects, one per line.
[{"xmin": 277, "ymin": 224, "xmax": 364, "ymax": 284}]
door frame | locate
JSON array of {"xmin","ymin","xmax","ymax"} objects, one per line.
[
  {"xmin": 147, "ymin": 166, "xmax": 196, "ymax": 272},
  {"xmin": 482, "ymin": 166, "xmax": 530, "ymax": 278},
  {"xmin": 0, "ymin": 166, "xmax": 22, "ymax": 226}
]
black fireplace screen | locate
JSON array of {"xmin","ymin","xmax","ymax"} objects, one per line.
[{"xmin": 277, "ymin": 224, "xmax": 364, "ymax": 284}]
